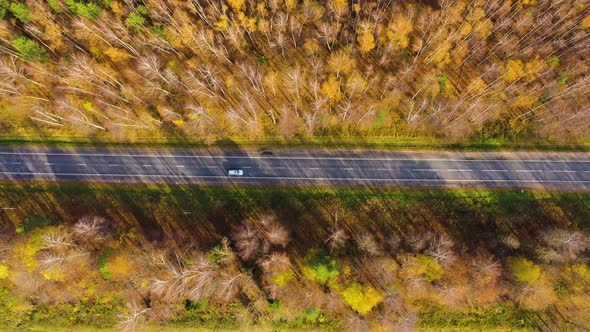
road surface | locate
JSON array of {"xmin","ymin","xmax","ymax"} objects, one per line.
[{"xmin": 1, "ymin": 147, "xmax": 590, "ymax": 190}]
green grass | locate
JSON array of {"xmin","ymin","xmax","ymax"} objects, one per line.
[{"xmin": 0, "ymin": 134, "xmax": 589, "ymax": 152}]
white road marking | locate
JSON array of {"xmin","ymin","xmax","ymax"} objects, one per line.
[
  {"xmin": 10, "ymin": 162, "xmax": 21, "ymax": 165},
  {"xmin": 3, "ymin": 151, "xmax": 590, "ymax": 163},
  {"xmin": 1, "ymin": 170, "xmax": 590, "ymax": 184},
  {"xmin": 344, "ymin": 168, "xmax": 353, "ymax": 170},
  {"xmin": 515, "ymin": 170, "xmax": 542, "ymax": 172},
  {"xmin": 143, "ymin": 164, "xmax": 152, "ymax": 167},
  {"xmin": 482, "ymin": 169, "xmax": 509, "ymax": 172},
  {"xmin": 413, "ymin": 168, "xmax": 439, "ymax": 171},
  {"xmin": 109, "ymin": 164, "xmax": 119, "ymax": 166},
  {"xmin": 242, "ymin": 166, "xmax": 252, "ymax": 169},
  {"xmin": 552, "ymin": 170, "xmax": 576, "ymax": 173},
  {"xmin": 44, "ymin": 162, "xmax": 52, "ymax": 165},
  {"xmin": 77, "ymin": 163, "xmax": 86, "ymax": 166},
  {"xmin": 176, "ymin": 165, "xmax": 185, "ymax": 168},
  {"xmin": 445, "ymin": 169, "xmax": 473, "ymax": 172},
  {"xmin": 377, "ymin": 168, "xmax": 388, "ymax": 171},
  {"xmin": 205, "ymin": 166, "xmax": 217, "ymax": 168},
  {"xmin": 310, "ymin": 168, "xmax": 320, "ymax": 170}
]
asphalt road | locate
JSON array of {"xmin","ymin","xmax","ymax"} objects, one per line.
[{"xmin": 1, "ymin": 147, "xmax": 590, "ymax": 190}]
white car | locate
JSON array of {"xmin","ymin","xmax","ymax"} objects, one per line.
[{"xmin": 227, "ymin": 169, "xmax": 244, "ymax": 176}]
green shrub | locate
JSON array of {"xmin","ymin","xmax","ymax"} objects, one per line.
[
  {"xmin": 16, "ymin": 214, "xmax": 52, "ymax": 233},
  {"xmin": 9, "ymin": 2, "xmax": 31, "ymax": 23},
  {"xmin": 136, "ymin": 4, "xmax": 148, "ymax": 15},
  {"xmin": 125, "ymin": 12, "xmax": 145, "ymax": 32},
  {"xmin": 66, "ymin": 0, "xmax": 101, "ymax": 20},
  {"xmin": 302, "ymin": 248, "xmax": 339, "ymax": 284},
  {"xmin": 47, "ymin": 0, "xmax": 63, "ymax": 13},
  {"xmin": 99, "ymin": 248, "xmax": 113, "ymax": 280},
  {"xmin": 293, "ymin": 307, "xmax": 325, "ymax": 326},
  {"xmin": 0, "ymin": 0, "xmax": 9, "ymax": 19}
]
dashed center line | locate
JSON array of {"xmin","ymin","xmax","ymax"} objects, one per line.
[
  {"xmin": 482, "ymin": 169, "xmax": 509, "ymax": 172},
  {"xmin": 109, "ymin": 164, "xmax": 119, "ymax": 167},
  {"xmin": 10, "ymin": 162, "xmax": 21, "ymax": 165},
  {"xmin": 77, "ymin": 163, "xmax": 86, "ymax": 166},
  {"xmin": 310, "ymin": 168, "xmax": 320, "ymax": 170},
  {"xmin": 176, "ymin": 165, "xmax": 185, "ymax": 168},
  {"xmin": 143, "ymin": 164, "xmax": 152, "ymax": 167},
  {"xmin": 553, "ymin": 170, "xmax": 576, "ymax": 173}
]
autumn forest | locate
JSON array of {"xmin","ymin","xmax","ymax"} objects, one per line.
[
  {"xmin": 0, "ymin": 0, "xmax": 589, "ymax": 143},
  {"xmin": 1, "ymin": 0, "xmax": 590, "ymax": 331}
]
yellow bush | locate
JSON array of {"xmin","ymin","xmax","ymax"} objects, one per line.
[
  {"xmin": 357, "ymin": 26, "xmax": 375, "ymax": 53},
  {"xmin": 504, "ymin": 59, "xmax": 526, "ymax": 82},
  {"xmin": 0, "ymin": 265, "xmax": 9, "ymax": 279},
  {"xmin": 340, "ymin": 282, "xmax": 384, "ymax": 315},
  {"xmin": 508, "ymin": 257, "xmax": 541, "ymax": 284},
  {"xmin": 105, "ymin": 47, "xmax": 131, "ymax": 63},
  {"xmin": 321, "ymin": 75, "xmax": 343, "ymax": 103}
]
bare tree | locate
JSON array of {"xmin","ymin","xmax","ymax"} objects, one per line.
[
  {"xmin": 117, "ymin": 302, "xmax": 150, "ymax": 332},
  {"xmin": 325, "ymin": 214, "xmax": 349, "ymax": 252},
  {"xmin": 425, "ymin": 233, "xmax": 455, "ymax": 266},
  {"xmin": 355, "ymin": 233, "xmax": 382, "ymax": 256},
  {"xmin": 73, "ymin": 215, "xmax": 110, "ymax": 242},
  {"xmin": 539, "ymin": 228, "xmax": 589, "ymax": 262}
]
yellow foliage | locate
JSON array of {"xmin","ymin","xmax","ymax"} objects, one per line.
[
  {"xmin": 582, "ymin": 15, "xmax": 590, "ymax": 29},
  {"xmin": 303, "ymin": 39, "xmax": 321, "ymax": 56},
  {"xmin": 357, "ymin": 26, "xmax": 375, "ymax": 53},
  {"xmin": 107, "ymin": 255, "xmax": 130, "ymax": 279},
  {"xmin": 272, "ymin": 270, "xmax": 294, "ymax": 286},
  {"xmin": 467, "ymin": 8, "xmax": 485, "ymax": 22},
  {"xmin": 110, "ymin": 0, "xmax": 124, "ymax": 16},
  {"xmin": 460, "ymin": 23, "xmax": 472, "ymax": 36},
  {"xmin": 429, "ymin": 43, "xmax": 451, "ymax": 67},
  {"xmin": 508, "ymin": 257, "xmax": 541, "ymax": 284},
  {"xmin": 387, "ymin": 14, "xmax": 413, "ymax": 49},
  {"xmin": 513, "ymin": 94, "xmax": 537, "ymax": 108},
  {"xmin": 504, "ymin": 59, "xmax": 526, "ymax": 83},
  {"xmin": 13, "ymin": 230, "xmax": 45, "ymax": 271},
  {"xmin": 215, "ymin": 14, "xmax": 229, "ymax": 31},
  {"xmin": 474, "ymin": 18, "xmax": 493, "ymax": 39},
  {"xmin": 340, "ymin": 282, "xmax": 384, "ymax": 315},
  {"xmin": 467, "ymin": 77, "xmax": 487, "ymax": 94},
  {"xmin": 104, "ymin": 47, "xmax": 131, "ymax": 63},
  {"xmin": 321, "ymin": 75, "xmax": 343, "ymax": 103},
  {"xmin": 256, "ymin": 2, "xmax": 268, "ymax": 16},
  {"xmin": 0, "ymin": 264, "xmax": 9, "ymax": 279},
  {"xmin": 238, "ymin": 12, "xmax": 258, "ymax": 32},
  {"xmin": 44, "ymin": 21, "xmax": 63, "ymax": 51},
  {"xmin": 172, "ymin": 119, "xmax": 185, "ymax": 127},
  {"xmin": 332, "ymin": 0, "xmax": 347, "ymax": 14},
  {"xmin": 41, "ymin": 268, "xmax": 66, "ymax": 281},
  {"xmin": 228, "ymin": 0, "xmax": 246, "ymax": 12},
  {"xmin": 525, "ymin": 55, "xmax": 546, "ymax": 80},
  {"xmin": 327, "ymin": 50, "xmax": 355, "ymax": 76},
  {"xmin": 284, "ymin": 0, "xmax": 297, "ymax": 12},
  {"xmin": 522, "ymin": 0, "xmax": 538, "ymax": 5}
]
